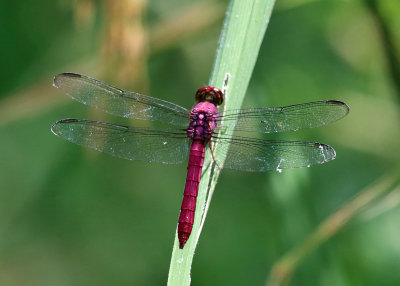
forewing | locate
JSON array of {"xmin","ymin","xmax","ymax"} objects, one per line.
[
  {"xmin": 219, "ymin": 100, "xmax": 349, "ymax": 133},
  {"xmin": 53, "ymin": 73, "xmax": 190, "ymax": 127},
  {"xmin": 51, "ymin": 119, "xmax": 189, "ymax": 164},
  {"xmin": 212, "ymin": 135, "xmax": 336, "ymax": 172}
]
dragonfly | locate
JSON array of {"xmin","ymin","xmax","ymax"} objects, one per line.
[{"xmin": 51, "ymin": 73, "xmax": 349, "ymax": 249}]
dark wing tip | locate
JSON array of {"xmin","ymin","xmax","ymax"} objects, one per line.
[
  {"xmin": 58, "ymin": 118, "xmax": 80, "ymax": 123},
  {"xmin": 51, "ymin": 118, "xmax": 79, "ymax": 135},
  {"xmin": 325, "ymin": 100, "xmax": 343, "ymax": 105},
  {"xmin": 325, "ymin": 100, "xmax": 350, "ymax": 115},
  {"xmin": 53, "ymin": 72, "xmax": 83, "ymax": 88},
  {"xmin": 314, "ymin": 142, "xmax": 336, "ymax": 161},
  {"xmin": 314, "ymin": 142, "xmax": 330, "ymax": 148},
  {"xmin": 60, "ymin": 72, "xmax": 82, "ymax": 78}
]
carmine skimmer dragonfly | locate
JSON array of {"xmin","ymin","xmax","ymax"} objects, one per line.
[{"xmin": 51, "ymin": 73, "xmax": 349, "ymax": 248}]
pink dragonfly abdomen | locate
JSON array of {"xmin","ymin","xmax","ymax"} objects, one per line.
[
  {"xmin": 178, "ymin": 140, "xmax": 205, "ymax": 249},
  {"xmin": 177, "ymin": 86, "xmax": 223, "ymax": 249}
]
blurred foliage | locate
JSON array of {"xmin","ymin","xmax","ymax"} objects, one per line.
[{"xmin": 0, "ymin": 0, "xmax": 400, "ymax": 285}]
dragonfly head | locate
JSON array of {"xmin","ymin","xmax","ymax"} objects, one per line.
[{"xmin": 195, "ymin": 86, "xmax": 224, "ymax": 106}]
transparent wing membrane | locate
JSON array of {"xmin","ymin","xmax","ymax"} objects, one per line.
[
  {"xmin": 51, "ymin": 119, "xmax": 189, "ymax": 164},
  {"xmin": 53, "ymin": 73, "xmax": 190, "ymax": 127},
  {"xmin": 212, "ymin": 135, "xmax": 336, "ymax": 172},
  {"xmin": 219, "ymin": 100, "xmax": 349, "ymax": 133}
]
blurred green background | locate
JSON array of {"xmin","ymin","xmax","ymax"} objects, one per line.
[{"xmin": 1, "ymin": 0, "xmax": 400, "ymax": 285}]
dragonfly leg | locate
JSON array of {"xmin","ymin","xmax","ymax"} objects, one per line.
[{"xmin": 209, "ymin": 141, "xmax": 222, "ymax": 170}]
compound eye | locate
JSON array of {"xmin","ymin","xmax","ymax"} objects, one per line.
[
  {"xmin": 212, "ymin": 89, "xmax": 224, "ymax": 105},
  {"xmin": 195, "ymin": 86, "xmax": 224, "ymax": 105}
]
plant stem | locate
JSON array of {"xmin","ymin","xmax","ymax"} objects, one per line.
[
  {"xmin": 364, "ymin": 0, "xmax": 400, "ymax": 101},
  {"xmin": 167, "ymin": 0, "xmax": 276, "ymax": 285},
  {"xmin": 266, "ymin": 167, "xmax": 400, "ymax": 286}
]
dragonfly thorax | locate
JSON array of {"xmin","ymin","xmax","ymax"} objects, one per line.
[{"xmin": 187, "ymin": 105, "xmax": 218, "ymax": 142}]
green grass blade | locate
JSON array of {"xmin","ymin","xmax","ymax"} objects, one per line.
[{"xmin": 167, "ymin": 0, "xmax": 276, "ymax": 285}]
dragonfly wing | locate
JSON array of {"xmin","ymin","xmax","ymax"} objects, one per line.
[
  {"xmin": 53, "ymin": 73, "xmax": 190, "ymax": 127},
  {"xmin": 218, "ymin": 100, "xmax": 349, "ymax": 133},
  {"xmin": 51, "ymin": 119, "xmax": 189, "ymax": 164},
  {"xmin": 212, "ymin": 135, "xmax": 336, "ymax": 172}
]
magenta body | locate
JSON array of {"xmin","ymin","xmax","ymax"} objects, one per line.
[{"xmin": 178, "ymin": 100, "xmax": 220, "ymax": 249}]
